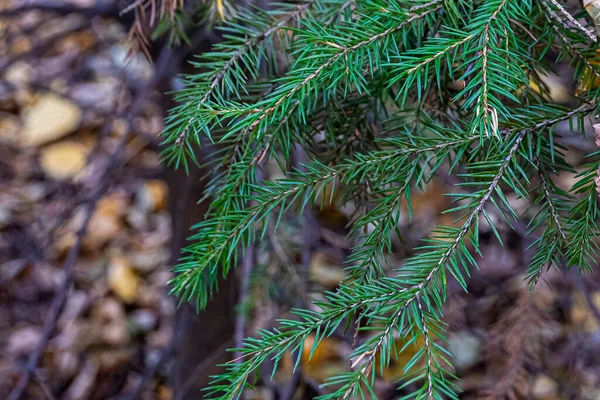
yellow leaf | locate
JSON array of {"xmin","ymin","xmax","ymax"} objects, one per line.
[
  {"xmin": 40, "ymin": 141, "xmax": 88, "ymax": 180},
  {"xmin": 20, "ymin": 93, "xmax": 82, "ymax": 147},
  {"xmin": 108, "ymin": 257, "xmax": 139, "ymax": 303},
  {"xmin": 579, "ymin": 51, "xmax": 600, "ymax": 93}
]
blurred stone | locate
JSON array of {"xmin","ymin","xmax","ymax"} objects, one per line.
[
  {"xmin": 11, "ymin": 36, "xmax": 31, "ymax": 54},
  {"xmin": 4, "ymin": 62, "xmax": 32, "ymax": 86},
  {"xmin": 6, "ymin": 326, "xmax": 41, "ymax": 356},
  {"xmin": 530, "ymin": 71, "xmax": 573, "ymax": 105},
  {"xmin": 129, "ymin": 248, "xmax": 170, "ymax": 273},
  {"xmin": 299, "ymin": 335, "xmax": 351, "ymax": 383},
  {"xmin": 147, "ymin": 327, "xmax": 171, "ymax": 348},
  {"xmin": 158, "ymin": 385, "xmax": 173, "ymax": 400},
  {"xmin": 110, "ymin": 45, "xmax": 153, "ymax": 81},
  {"xmin": 448, "ymin": 331, "xmax": 482, "ymax": 372},
  {"xmin": 20, "ymin": 93, "xmax": 82, "ymax": 147},
  {"xmin": 62, "ymin": 194, "xmax": 127, "ymax": 251},
  {"xmin": 531, "ymin": 375, "xmax": 559, "ymax": 400},
  {"xmin": 92, "ymin": 296, "xmax": 129, "ymax": 345},
  {"xmin": 70, "ymin": 80, "xmax": 119, "ymax": 112},
  {"xmin": 92, "ymin": 297, "xmax": 125, "ymax": 321},
  {"xmin": 40, "ymin": 140, "xmax": 88, "ymax": 180},
  {"xmin": 103, "ymin": 320, "xmax": 129, "ymax": 345},
  {"xmin": 108, "ymin": 257, "xmax": 139, "ymax": 303},
  {"xmin": 129, "ymin": 309, "xmax": 158, "ymax": 333}
]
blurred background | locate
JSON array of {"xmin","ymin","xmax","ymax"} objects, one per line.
[{"xmin": 2, "ymin": 1, "xmax": 600, "ymax": 399}]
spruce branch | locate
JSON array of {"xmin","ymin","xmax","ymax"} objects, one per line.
[
  {"xmin": 544, "ymin": 0, "xmax": 597, "ymax": 42},
  {"xmin": 160, "ymin": 0, "xmax": 600, "ymax": 396},
  {"xmin": 475, "ymin": 0, "xmax": 509, "ymax": 138},
  {"xmin": 240, "ymin": 0, "xmax": 443, "ymax": 139},
  {"xmin": 541, "ymin": 0, "xmax": 600, "ymax": 97},
  {"xmin": 176, "ymin": 2, "xmax": 312, "ymax": 141}
]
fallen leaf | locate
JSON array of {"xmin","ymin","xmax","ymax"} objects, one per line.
[
  {"xmin": 570, "ymin": 293, "xmax": 600, "ymax": 332},
  {"xmin": 108, "ymin": 257, "xmax": 139, "ymax": 303},
  {"xmin": 137, "ymin": 179, "xmax": 168, "ymax": 212},
  {"xmin": 310, "ymin": 251, "xmax": 345, "ymax": 288},
  {"xmin": 0, "ymin": 112, "xmax": 21, "ymax": 144},
  {"xmin": 39, "ymin": 140, "xmax": 88, "ymax": 180},
  {"xmin": 585, "ymin": 0, "xmax": 600, "ymax": 32},
  {"xmin": 20, "ymin": 93, "xmax": 82, "ymax": 147},
  {"xmin": 529, "ymin": 72, "xmax": 572, "ymax": 104},
  {"xmin": 129, "ymin": 309, "xmax": 158, "ymax": 333},
  {"xmin": 377, "ymin": 335, "xmax": 426, "ymax": 382},
  {"xmin": 578, "ymin": 49, "xmax": 600, "ymax": 93},
  {"xmin": 299, "ymin": 335, "xmax": 350, "ymax": 383}
]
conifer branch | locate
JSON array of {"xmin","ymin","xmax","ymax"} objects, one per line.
[
  {"xmin": 161, "ymin": 0, "xmax": 600, "ymax": 396},
  {"xmin": 541, "ymin": 0, "xmax": 600, "ymax": 84},
  {"xmin": 171, "ymin": 2, "xmax": 314, "ymax": 147},
  {"xmin": 477, "ymin": 0, "xmax": 508, "ymax": 138},
  {"xmin": 243, "ymin": 0, "xmax": 443, "ymax": 136},
  {"xmin": 545, "ymin": 0, "xmax": 597, "ymax": 42}
]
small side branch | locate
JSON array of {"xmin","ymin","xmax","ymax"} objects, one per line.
[{"xmin": 544, "ymin": 0, "xmax": 597, "ymax": 42}]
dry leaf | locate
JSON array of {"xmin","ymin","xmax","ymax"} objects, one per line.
[
  {"xmin": 108, "ymin": 257, "xmax": 139, "ymax": 303},
  {"xmin": 570, "ymin": 292, "xmax": 600, "ymax": 332},
  {"xmin": 528, "ymin": 73, "xmax": 572, "ymax": 104},
  {"xmin": 377, "ymin": 335, "xmax": 426, "ymax": 382},
  {"xmin": 40, "ymin": 140, "xmax": 88, "ymax": 180},
  {"xmin": 300, "ymin": 335, "xmax": 350, "ymax": 382},
  {"xmin": 0, "ymin": 112, "xmax": 21, "ymax": 144},
  {"xmin": 20, "ymin": 93, "xmax": 82, "ymax": 147},
  {"xmin": 578, "ymin": 50, "xmax": 600, "ymax": 93},
  {"xmin": 585, "ymin": 0, "xmax": 600, "ymax": 32},
  {"xmin": 216, "ymin": 0, "xmax": 225, "ymax": 20},
  {"xmin": 310, "ymin": 251, "xmax": 345, "ymax": 288},
  {"xmin": 137, "ymin": 180, "xmax": 169, "ymax": 212}
]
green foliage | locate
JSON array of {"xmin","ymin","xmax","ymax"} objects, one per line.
[{"xmin": 163, "ymin": 0, "xmax": 600, "ymax": 398}]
